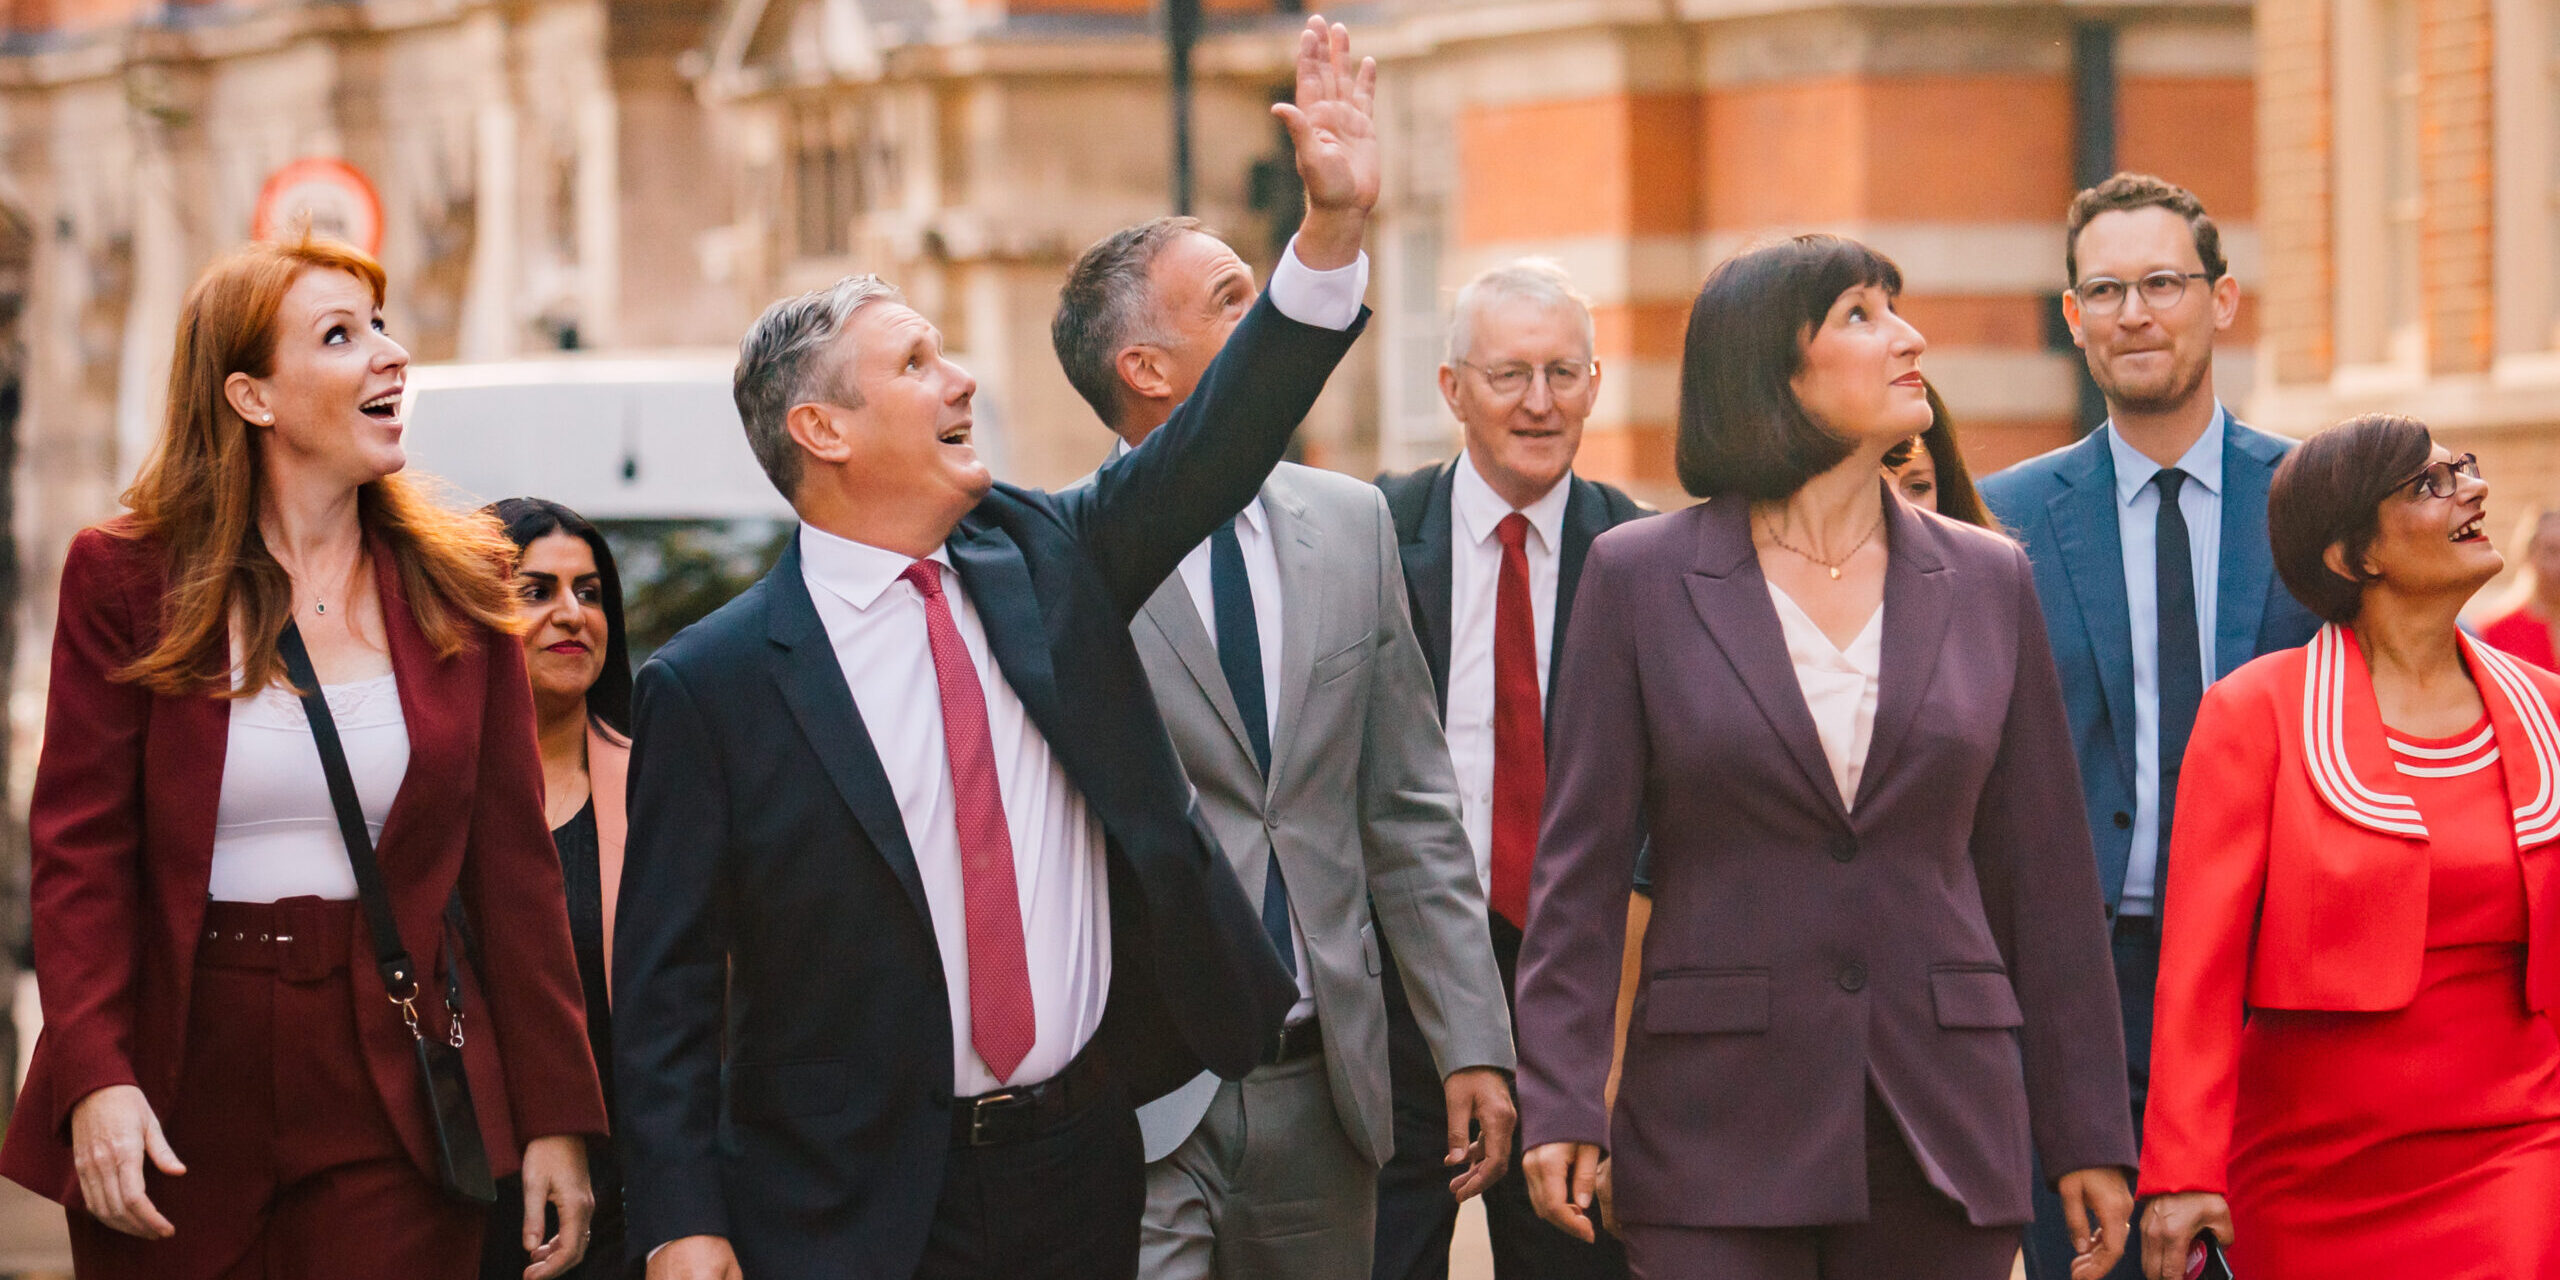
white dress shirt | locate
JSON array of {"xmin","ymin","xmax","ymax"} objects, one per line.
[
  {"xmin": 801, "ymin": 529, "xmax": 1111, "ymax": 1096},
  {"xmin": 1444, "ymin": 453, "xmax": 1573, "ymax": 894},
  {"xmin": 2107, "ymin": 406, "xmax": 2226, "ymax": 916},
  {"xmin": 1767, "ymin": 584, "xmax": 1883, "ymax": 811},
  {"xmin": 211, "ymin": 673, "xmax": 409, "ymax": 902},
  {"xmin": 790, "ymin": 236, "xmax": 1368, "ymax": 1094}
]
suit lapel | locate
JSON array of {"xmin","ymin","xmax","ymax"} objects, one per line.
[
  {"xmin": 2216, "ymin": 418, "xmax": 2282, "ymax": 677},
  {"xmin": 1138, "ymin": 575, "xmax": 1260, "ymax": 773},
  {"xmin": 1855, "ymin": 496, "xmax": 1951, "ymax": 812},
  {"xmin": 2045, "ymin": 432, "xmax": 2140, "ymax": 792},
  {"xmin": 1553, "ymin": 473, "xmax": 1611, "ymax": 705},
  {"xmin": 1266, "ymin": 475, "xmax": 1324, "ymax": 788},
  {"xmin": 763, "ymin": 535, "xmax": 934, "ymax": 927},
  {"xmin": 1681, "ymin": 498, "xmax": 1849, "ymax": 826},
  {"xmin": 1404, "ymin": 461, "xmax": 1457, "ymax": 715},
  {"xmin": 374, "ymin": 539, "xmax": 466, "ymax": 868}
]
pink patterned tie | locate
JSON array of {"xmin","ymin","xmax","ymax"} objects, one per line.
[{"xmin": 901, "ymin": 560, "xmax": 1036, "ymax": 1084}]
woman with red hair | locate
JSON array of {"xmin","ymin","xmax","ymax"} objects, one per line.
[{"xmin": 0, "ymin": 235, "xmax": 606, "ymax": 1278}]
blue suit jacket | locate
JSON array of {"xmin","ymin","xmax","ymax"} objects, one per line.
[{"xmin": 1978, "ymin": 418, "xmax": 2322, "ymax": 912}]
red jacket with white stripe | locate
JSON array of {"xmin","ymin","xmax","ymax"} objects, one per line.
[{"xmin": 2140, "ymin": 623, "xmax": 2560, "ymax": 1194}]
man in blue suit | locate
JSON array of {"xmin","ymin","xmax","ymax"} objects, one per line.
[
  {"xmin": 615, "ymin": 19, "xmax": 1379, "ymax": 1280},
  {"xmin": 1979, "ymin": 173, "xmax": 2322, "ymax": 1280}
]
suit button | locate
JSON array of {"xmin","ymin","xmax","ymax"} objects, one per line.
[
  {"xmin": 1838, "ymin": 963, "xmax": 1868, "ymax": 993},
  {"xmin": 2113, "ymin": 811, "xmax": 2133, "ymax": 830},
  {"xmin": 1828, "ymin": 835, "xmax": 1857, "ymax": 863}
]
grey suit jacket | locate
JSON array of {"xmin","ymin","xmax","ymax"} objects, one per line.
[{"xmin": 1127, "ymin": 460, "xmax": 1516, "ymax": 1166}]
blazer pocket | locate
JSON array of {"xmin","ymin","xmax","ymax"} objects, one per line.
[
  {"xmin": 1643, "ymin": 968, "xmax": 1770, "ymax": 1035},
  {"xmin": 1311, "ymin": 638, "xmax": 1367, "ymax": 687},
  {"xmin": 729, "ymin": 1058, "xmax": 855, "ymax": 1121},
  {"xmin": 1930, "ymin": 966, "xmax": 2025, "ymax": 1029},
  {"xmin": 1361, "ymin": 922, "xmax": 1382, "ymax": 976}
]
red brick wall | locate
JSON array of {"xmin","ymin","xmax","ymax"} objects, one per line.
[{"xmin": 2420, "ymin": 0, "xmax": 2495, "ymax": 374}]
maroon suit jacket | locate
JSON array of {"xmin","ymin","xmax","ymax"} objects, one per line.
[
  {"xmin": 1514, "ymin": 492, "xmax": 2134, "ymax": 1229},
  {"xmin": 0, "ymin": 523, "xmax": 608, "ymax": 1204}
]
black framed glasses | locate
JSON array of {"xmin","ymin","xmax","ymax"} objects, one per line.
[
  {"xmin": 1458, "ymin": 359, "xmax": 1597, "ymax": 400},
  {"xmin": 2071, "ymin": 271, "xmax": 2214, "ymax": 316},
  {"xmin": 2397, "ymin": 452, "xmax": 2480, "ymax": 500}
]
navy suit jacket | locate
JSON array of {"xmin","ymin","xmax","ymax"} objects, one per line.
[
  {"xmin": 614, "ymin": 294, "xmax": 1359, "ymax": 1275},
  {"xmin": 1978, "ymin": 417, "xmax": 2323, "ymax": 912}
]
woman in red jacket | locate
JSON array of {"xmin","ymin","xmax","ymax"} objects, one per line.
[
  {"xmin": 0, "ymin": 234, "xmax": 609, "ymax": 1278},
  {"xmin": 2139, "ymin": 413, "xmax": 2560, "ymax": 1278}
]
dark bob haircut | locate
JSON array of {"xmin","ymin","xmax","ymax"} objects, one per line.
[
  {"xmin": 1674, "ymin": 234, "xmax": 1904, "ymax": 501},
  {"xmin": 2268, "ymin": 413, "xmax": 2435, "ymax": 625},
  {"xmin": 486, "ymin": 497, "xmax": 633, "ymax": 736}
]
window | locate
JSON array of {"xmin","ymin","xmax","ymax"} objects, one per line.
[{"xmin": 791, "ymin": 102, "xmax": 895, "ymax": 260}]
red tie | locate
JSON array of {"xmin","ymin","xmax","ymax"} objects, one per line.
[
  {"xmin": 1489, "ymin": 513, "xmax": 1544, "ymax": 930},
  {"xmin": 901, "ymin": 560, "xmax": 1037, "ymax": 1084}
]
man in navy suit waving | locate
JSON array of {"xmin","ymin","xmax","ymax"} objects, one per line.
[
  {"xmin": 1979, "ymin": 173, "xmax": 2322, "ymax": 1280},
  {"xmin": 614, "ymin": 18, "xmax": 1379, "ymax": 1279}
]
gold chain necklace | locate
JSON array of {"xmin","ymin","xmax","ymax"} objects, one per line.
[{"xmin": 1759, "ymin": 511, "xmax": 1884, "ymax": 580}]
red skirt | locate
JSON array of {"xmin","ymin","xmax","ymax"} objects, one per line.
[{"xmin": 2228, "ymin": 942, "xmax": 2560, "ymax": 1278}]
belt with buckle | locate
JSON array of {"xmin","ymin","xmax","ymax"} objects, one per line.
[
  {"xmin": 1263, "ymin": 1016, "xmax": 1323, "ymax": 1066},
  {"xmin": 949, "ymin": 1048, "xmax": 1111, "ymax": 1148}
]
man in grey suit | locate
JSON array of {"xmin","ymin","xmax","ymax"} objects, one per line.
[{"xmin": 1052, "ymin": 215, "xmax": 1517, "ymax": 1279}]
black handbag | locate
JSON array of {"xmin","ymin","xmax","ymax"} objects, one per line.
[{"xmin": 278, "ymin": 623, "xmax": 500, "ymax": 1206}]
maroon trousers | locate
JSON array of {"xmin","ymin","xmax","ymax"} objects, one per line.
[{"xmin": 67, "ymin": 899, "xmax": 485, "ymax": 1280}]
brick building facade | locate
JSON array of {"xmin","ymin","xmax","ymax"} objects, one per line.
[{"xmin": 2252, "ymin": 0, "xmax": 2560, "ymax": 529}]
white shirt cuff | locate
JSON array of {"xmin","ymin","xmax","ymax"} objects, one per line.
[{"xmin": 1264, "ymin": 235, "xmax": 1369, "ymax": 332}]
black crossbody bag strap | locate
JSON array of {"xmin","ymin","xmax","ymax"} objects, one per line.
[{"xmin": 277, "ymin": 622, "xmax": 498, "ymax": 1204}]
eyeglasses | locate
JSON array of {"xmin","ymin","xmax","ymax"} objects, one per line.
[
  {"xmin": 2071, "ymin": 271, "xmax": 2214, "ymax": 316},
  {"xmin": 2396, "ymin": 452, "xmax": 2480, "ymax": 500},
  {"xmin": 1458, "ymin": 359, "xmax": 1597, "ymax": 400}
]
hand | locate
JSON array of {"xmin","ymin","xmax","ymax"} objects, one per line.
[
  {"xmin": 1441, "ymin": 1066, "xmax": 1516, "ymax": 1201},
  {"xmin": 648, "ymin": 1234, "xmax": 744, "ymax": 1280},
  {"xmin": 2057, "ymin": 1166, "xmax": 2134, "ymax": 1280},
  {"xmin": 2142, "ymin": 1192, "xmax": 2234, "ymax": 1280},
  {"xmin": 1271, "ymin": 14, "xmax": 1379, "ymax": 269},
  {"xmin": 69, "ymin": 1084, "xmax": 184, "ymax": 1239},
  {"xmin": 1595, "ymin": 1153, "xmax": 1619, "ymax": 1237},
  {"xmin": 519, "ymin": 1134, "xmax": 595, "ymax": 1280},
  {"xmin": 1521, "ymin": 1141, "xmax": 1603, "ymax": 1244}
]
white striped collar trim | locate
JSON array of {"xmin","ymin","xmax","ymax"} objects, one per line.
[
  {"xmin": 2468, "ymin": 640, "xmax": 2560, "ymax": 846},
  {"xmin": 2386, "ymin": 724, "xmax": 2498, "ymax": 778},
  {"xmin": 2302, "ymin": 625, "xmax": 2560, "ymax": 846},
  {"xmin": 2304, "ymin": 626, "xmax": 2428, "ymax": 837}
]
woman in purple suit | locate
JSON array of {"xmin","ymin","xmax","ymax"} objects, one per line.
[{"xmin": 1515, "ymin": 235, "xmax": 2136, "ymax": 1280}]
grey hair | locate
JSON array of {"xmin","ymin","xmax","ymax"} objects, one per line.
[
  {"xmin": 734, "ymin": 274, "xmax": 906, "ymax": 498},
  {"xmin": 1446, "ymin": 258, "xmax": 1596, "ymax": 366},
  {"xmin": 1053, "ymin": 216, "xmax": 1204, "ymax": 430}
]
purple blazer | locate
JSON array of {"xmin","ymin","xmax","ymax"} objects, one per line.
[{"xmin": 1514, "ymin": 492, "xmax": 2134, "ymax": 1229}]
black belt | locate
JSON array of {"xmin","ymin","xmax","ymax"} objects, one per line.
[
  {"xmin": 950, "ymin": 1047, "xmax": 1112, "ymax": 1148},
  {"xmin": 1263, "ymin": 1015, "xmax": 1323, "ymax": 1066},
  {"xmin": 2112, "ymin": 912, "xmax": 2160, "ymax": 945}
]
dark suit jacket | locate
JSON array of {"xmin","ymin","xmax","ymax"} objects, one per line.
[
  {"xmin": 613, "ymin": 293, "xmax": 1359, "ymax": 1275},
  {"xmin": 0, "ymin": 527, "xmax": 607, "ymax": 1204},
  {"xmin": 1977, "ymin": 416, "xmax": 2323, "ymax": 911},
  {"xmin": 1514, "ymin": 493, "xmax": 2135, "ymax": 1229},
  {"xmin": 1376, "ymin": 459, "xmax": 1651, "ymax": 714}
]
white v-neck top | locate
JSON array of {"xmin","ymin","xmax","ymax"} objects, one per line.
[
  {"xmin": 210, "ymin": 673, "xmax": 409, "ymax": 902},
  {"xmin": 1767, "ymin": 583, "xmax": 1883, "ymax": 811}
]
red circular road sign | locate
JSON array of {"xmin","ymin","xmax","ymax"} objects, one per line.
[{"xmin": 252, "ymin": 157, "xmax": 384, "ymax": 257}]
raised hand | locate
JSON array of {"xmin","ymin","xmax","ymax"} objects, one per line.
[{"xmin": 1272, "ymin": 14, "xmax": 1378, "ymax": 269}]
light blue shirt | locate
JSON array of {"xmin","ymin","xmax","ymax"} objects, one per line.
[{"xmin": 2107, "ymin": 405, "xmax": 2227, "ymax": 917}]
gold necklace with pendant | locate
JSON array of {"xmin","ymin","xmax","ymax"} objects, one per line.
[{"xmin": 1760, "ymin": 511, "xmax": 1884, "ymax": 580}]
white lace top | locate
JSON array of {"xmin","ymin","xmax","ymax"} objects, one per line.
[{"xmin": 210, "ymin": 672, "xmax": 410, "ymax": 902}]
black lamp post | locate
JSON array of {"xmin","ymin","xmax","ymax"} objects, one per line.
[{"xmin": 1166, "ymin": 0, "xmax": 1200, "ymax": 214}]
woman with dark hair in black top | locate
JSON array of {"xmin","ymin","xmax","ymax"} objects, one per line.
[{"xmin": 481, "ymin": 497, "xmax": 635, "ymax": 1280}]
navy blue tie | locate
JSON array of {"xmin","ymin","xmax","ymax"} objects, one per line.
[
  {"xmin": 1212, "ymin": 518, "xmax": 1292, "ymax": 978},
  {"xmin": 2154, "ymin": 468, "xmax": 2203, "ymax": 913}
]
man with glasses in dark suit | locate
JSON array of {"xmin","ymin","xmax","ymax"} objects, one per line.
[{"xmin": 1979, "ymin": 173, "xmax": 2323, "ymax": 1280}]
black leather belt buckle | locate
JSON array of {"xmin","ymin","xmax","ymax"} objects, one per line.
[{"xmin": 964, "ymin": 1091, "xmax": 1037, "ymax": 1146}]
